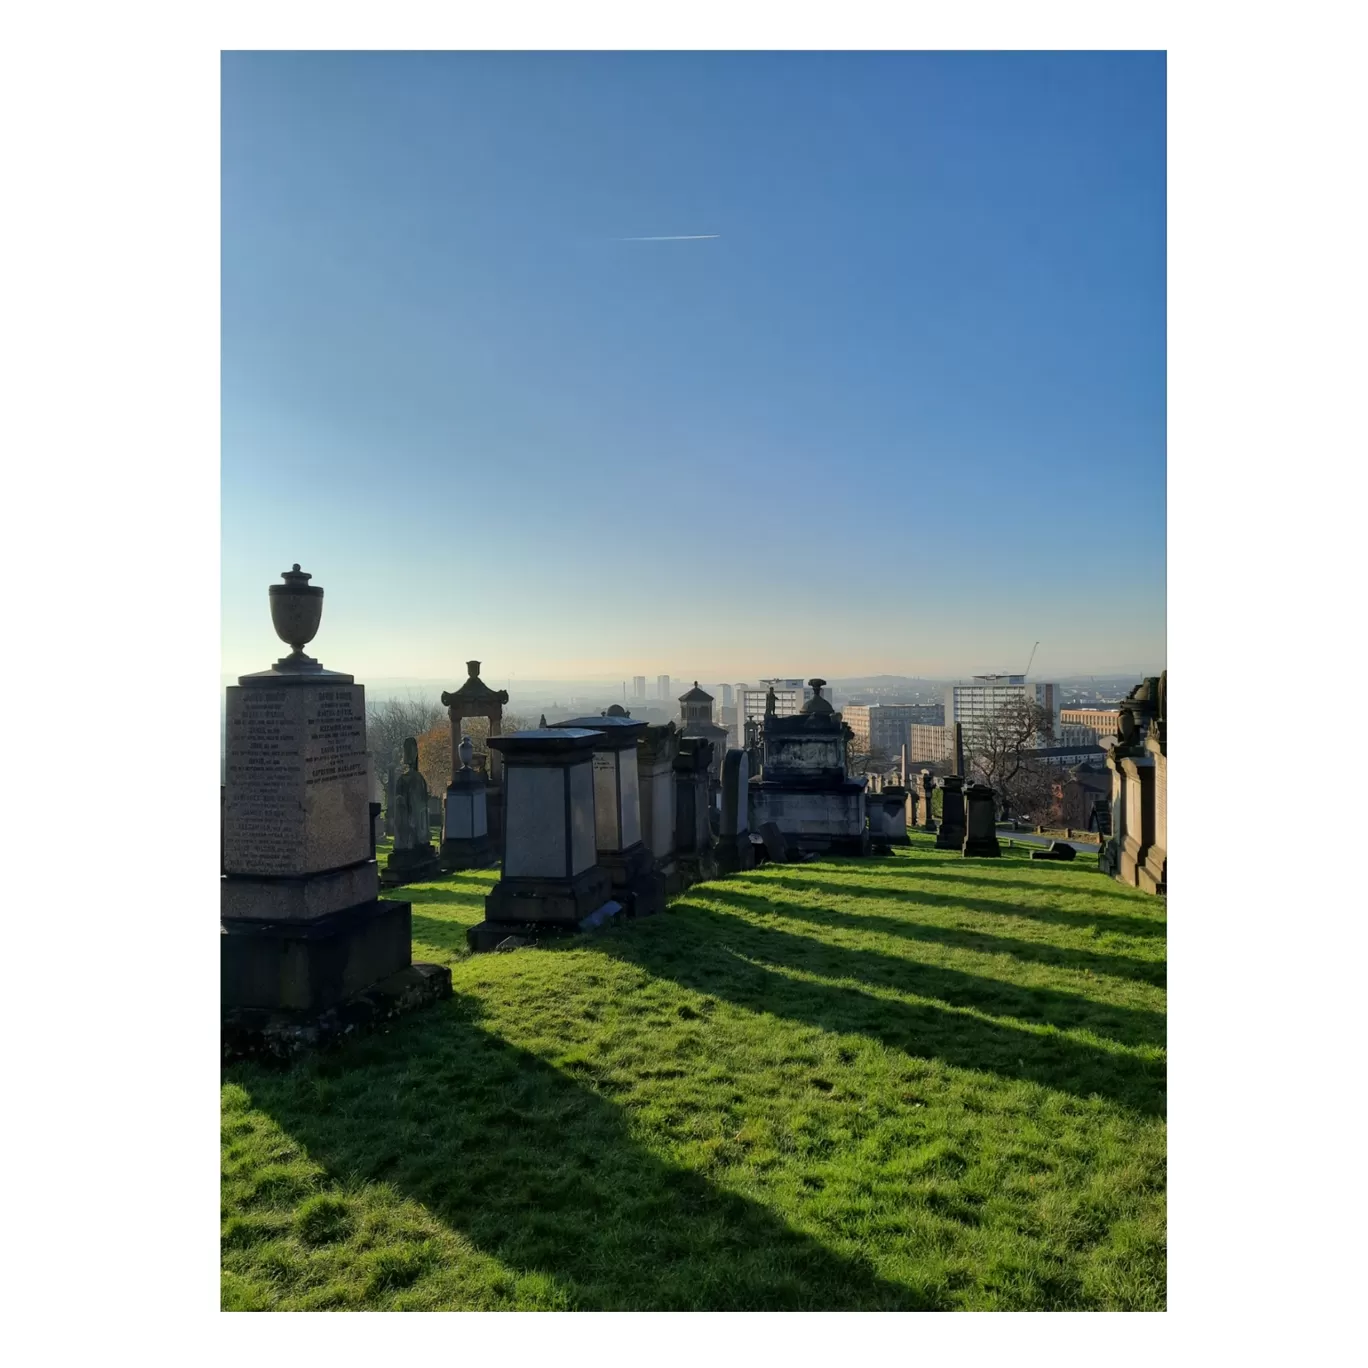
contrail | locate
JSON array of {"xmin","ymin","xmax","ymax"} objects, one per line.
[{"xmin": 618, "ymin": 234, "xmax": 720, "ymax": 241}]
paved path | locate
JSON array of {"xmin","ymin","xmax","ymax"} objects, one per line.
[{"xmin": 994, "ymin": 828, "xmax": 1101, "ymax": 855}]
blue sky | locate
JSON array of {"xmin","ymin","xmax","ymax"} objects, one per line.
[{"xmin": 222, "ymin": 51, "xmax": 1165, "ymax": 684}]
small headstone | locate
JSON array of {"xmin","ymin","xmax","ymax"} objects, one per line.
[{"xmin": 1031, "ymin": 840, "xmax": 1078, "ymax": 862}]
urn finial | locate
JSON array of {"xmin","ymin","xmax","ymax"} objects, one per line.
[{"xmin": 268, "ymin": 563, "xmax": 325, "ymax": 671}]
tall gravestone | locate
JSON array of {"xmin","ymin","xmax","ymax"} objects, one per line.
[
  {"xmin": 382, "ymin": 736, "xmax": 441, "ymax": 886},
  {"xmin": 1138, "ymin": 672, "xmax": 1167, "ymax": 894},
  {"xmin": 470, "ymin": 728, "xmax": 616, "ymax": 951},
  {"xmin": 918, "ymin": 769, "xmax": 937, "ymax": 830},
  {"xmin": 221, "ymin": 565, "xmax": 449, "ymax": 1055},
  {"xmin": 674, "ymin": 736, "xmax": 719, "ymax": 886},
  {"xmin": 551, "ymin": 714, "xmax": 665, "ymax": 917},
  {"xmin": 868, "ymin": 787, "xmax": 909, "ymax": 846},
  {"xmin": 637, "ymin": 722, "xmax": 680, "ymax": 894},
  {"xmin": 961, "ymin": 782, "xmax": 1002, "ymax": 857},
  {"xmin": 717, "ymin": 747, "xmax": 755, "ymax": 872},
  {"xmin": 935, "ymin": 774, "xmax": 967, "ymax": 850}
]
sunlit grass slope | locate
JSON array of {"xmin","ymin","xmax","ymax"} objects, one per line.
[{"xmin": 221, "ymin": 835, "xmax": 1165, "ymax": 1311}]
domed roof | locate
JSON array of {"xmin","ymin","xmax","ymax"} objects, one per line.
[
  {"xmin": 800, "ymin": 677, "xmax": 835, "ymax": 715},
  {"xmin": 679, "ymin": 680, "xmax": 714, "ymax": 703}
]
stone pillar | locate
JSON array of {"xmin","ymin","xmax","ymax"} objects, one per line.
[
  {"xmin": 440, "ymin": 736, "xmax": 494, "ymax": 870},
  {"xmin": 674, "ymin": 737, "xmax": 718, "ymax": 887},
  {"xmin": 961, "ymin": 782, "xmax": 1001, "ymax": 857},
  {"xmin": 717, "ymin": 748, "xmax": 756, "ymax": 873},
  {"xmin": 900, "ymin": 744, "xmax": 909, "ymax": 789},
  {"xmin": 1098, "ymin": 754, "xmax": 1126, "ymax": 876},
  {"xmin": 1118, "ymin": 755, "xmax": 1157, "ymax": 887},
  {"xmin": 472, "ymin": 728, "xmax": 614, "ymax": 951},
  {"xmin": 221, "ymin": 565, "xmax": 449, "ymax": 1036},
  {"xmin": 637, "ymin": 722, "xmax": 680, "ymax": 893},
  {"xmin": 935, "ymin": 774, "xmax": 966, "ymax": 849},
  {"xmin": 1137, "ymin": 672, "xmax": 1167, "ymax": 894},
  {"xmin": 918, "ymin": 769, "xmax": 937, "ymax": 830},
  {"xmin": 550, "ymin": 714, "xmax": 664, "ymax": 917}
]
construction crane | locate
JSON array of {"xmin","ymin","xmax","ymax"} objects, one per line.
[{"xmin": 1023, "ymin": 641, "xmax": 1039, "ymax": 680}]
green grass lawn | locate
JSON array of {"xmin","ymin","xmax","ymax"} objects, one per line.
[{"xmin": 221, "ymin": 834, "xmax": 1165, "ymax": 1311}]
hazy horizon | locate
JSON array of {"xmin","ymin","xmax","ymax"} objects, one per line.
[{"xmin": 222, "ymin": 52, "xmax": 1165, "ymax": 681}]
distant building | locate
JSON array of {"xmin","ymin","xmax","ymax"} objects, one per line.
[
  {"xmin": 719, "ymin": 683, "xmax": 734, "ymax": 708},
  {"xmin": 910, "ymin": 724, "xmax": 956, "ymax": 766},
  {"xmin": 1060, "ymin": 708, "xmax": 1121, "ymax": 747},
  {"xmin": 844, "ymin": 703, "xmax": 945, "ymax": 760},
  {"xmin": 945, "ymin": 675, "xmax": 1059, "ymax": 750},
  {"xmin": 657, "ymin": 673, "xmax": 671, "ymax": 701},
  {"xmin": 736, "ymin": 679, "xmax": 809, "ymax": 749},
  {"xmin": 678, "ymin": 682, "xmax": 728, "ymax": 779},
  {"xmin": 1026, "ymin": 743, "xmax": 1107, "ymax": 768},
  {"xmin": 633, "ymin": 675, "xmax": 647, "ymax": 701}
]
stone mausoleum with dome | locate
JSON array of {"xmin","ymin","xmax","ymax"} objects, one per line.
[{"xmin": 749, "ymin": 678, "xmax": 869, "ymax": 856}]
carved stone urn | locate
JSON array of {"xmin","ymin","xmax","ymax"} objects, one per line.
[{"xmin": 268, "ymin": 564, "xmax": 324, "ymax": 670}]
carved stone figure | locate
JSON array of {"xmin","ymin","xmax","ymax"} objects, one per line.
[{"xmin": 392, "ymin": 736, "xmax": 431, "ymax": 850}]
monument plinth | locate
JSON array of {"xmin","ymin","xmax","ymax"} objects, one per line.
[
  {"xmin": 469, "ymin": 729, "xmax": 616, "ymax": 951},
  {"xmin": 221, "ymin": 565, "xmax": 450, "ymax": 1060},
  {"xmin": 551, "ymin": 714, "xmax": 665, "ymax": 917}
]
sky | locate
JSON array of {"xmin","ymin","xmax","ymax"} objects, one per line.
[{"xmin": 222, "ymin": 51, "xmax": 1166, "ymax": 687}]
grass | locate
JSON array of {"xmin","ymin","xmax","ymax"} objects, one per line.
[{"xmin": 221, "ymin": 834, "xmax": 1165, "ymax": 1311}]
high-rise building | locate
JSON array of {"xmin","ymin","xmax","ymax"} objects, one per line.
[
  {"xmin": 910, "ymin": 724, "xmax": 957, "ymax": 765},
  {"xmin": 657, "ymin": 673, "xmax": 671, "ymax": 701},
  {"xmin": 945, "ymin": 675, "xmax": 1059, "ymax": 750},
  {"xmin": 719, "ymin": 683, "xmax": 734, "ymax": 708},
  {"xmin": 633, "ymin": 675, "xmax": 647, "ymax": 701},
  {"xmin": 736, "ymin": 678, "xmax": 809, "ymax": 746}
]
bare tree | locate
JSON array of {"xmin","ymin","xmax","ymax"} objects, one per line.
[
  {"xmin": 965, "ymin": 697, "xmax": 1057, "ymax": 819},
  {"xmin": 366, "ymin": 695, "xmax": 445, "ymax": 797},
  {"xmin": 847, "ymin": 742, "xmax": 895, "ymax": 779}
]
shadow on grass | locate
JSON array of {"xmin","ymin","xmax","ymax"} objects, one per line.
[
  {"xmin": 410, "ymin": 912, "xmax": 474, "ymax": 958},
  {"xmin": 714, "ymin": 885, "xmax": 1165, "ymax": 989},
  {"xmin": 233, "ymin": 994, "xmax": 929, "ymax": 1311},
  {"xmin": 880, "ymin": 863, "xmax": 1156, "ymax": 905},
  {"xmin": 678, "ymin": 892, "xmax": 1164, "ymax": 1049},
  {"xmin": 750, "ymin": 873, "xmax": 1166, "ymax": 944},
  {"xmin": 578, "ymin": 910, "xmax": 1165, "ymax": 1118}
]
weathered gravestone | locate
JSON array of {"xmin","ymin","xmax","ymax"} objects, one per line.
[
  {"xmin": 637, "ymin": 722, "xmax": 680, "ymax": 894},
  {"xmin": 674, "ymin": 736, "xmax": 719, "ymax": 886},
  {"xmin": 918, "ymin": 769, "xmax": 937, "ymax": 830},
  {"xmin": 717, "ymin": 748, "xmax": 756, "ymax": 873},
  {"xmin": 221, "ymin": 565, "xmax": 450, "ymax": 1057},
  {"xmin": 550, "ymin": 714, "xmax": 664, "ymax": 917},
  {"xmin": 1031, "ymin": 840, "xmax": 1078, "ymax": 862},
  {"xmin": 382, "ymin": 736, "xmax": 442, "ymax": 886},
  {"xmin": 935, "ymin": 774, "xmax": 966, "ymax": 850},
  {"xmin": 961, "ymin": 782, "xmax": 1002, "ymax": 858}
]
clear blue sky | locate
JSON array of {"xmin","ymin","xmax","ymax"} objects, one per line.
[{"xmin": 222, "ymin": 51, "xmax": 1165, "ymax": 685}]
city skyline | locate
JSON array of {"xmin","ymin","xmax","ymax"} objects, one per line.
[{"xmin": 222, "ymin": 51, "xmax": 1165, "ymax": 682}]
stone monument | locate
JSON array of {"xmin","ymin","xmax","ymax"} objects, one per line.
[
  {"xmin": 934, "ymin": 775, "xmax": 966, "ymax": 849},
  {"xmin": 674, "ymin": 736, "xmax": 719, "ymax": 886},
  {"xmin": 551, "ymin": 713, "xmax": 664, "ymax": 917},
  {"xmin": 381, "ymin": 736, "xmax": 442, "ymax": 886},
  {"xmin": 440, "ymin": 735, "xmax": 494, "ymax": 870},
  {"xmin": 221, "ymin": 565, "xmax": 449, "ymax": 1058},
  {"xmin": 717, "ymin": 747, "xmax": 756, "ymax": 872},
  {"xmin": 749, "ymin": 679, "xmax": 868, "ymax": 856},
  {"xmin": 469, "ymin": 727, "xmax": 616, "ymax": 951},
  {"xmin": 1137, "ymin": 672, "xmax": 1167, "ymax": 895},
  {"xmin": 637, "ymin": 722, "xmax": 680, "ymax": 893},
  {"xmin": 441, "ymin": 661, "xmax": 510, "ymax": 840},
  {"xmin": 917, "ymin": 769, "xmax": 937, "ymax": 830},
  {"xmin": 678, "ymin": 682, "xmax": 729, "ymax": 782},
  {"xmin": 867, "ymin": 786, "xmax": 910, "ymax": 846},
  {"xmin": 961, "ymin": 782, "xmax": 1002, "ymax": 857}
]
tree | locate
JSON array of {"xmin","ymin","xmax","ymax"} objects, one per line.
[
  {"xmin": 416, "ymin": 713, "xmax": 534, "ymax": 797},
  {"xmin": 366, "ymin": 695, "xmax": 445, "ymax": 798},
  {"xmin": 848, "ymin": 741, "xmax": 895, "ymax": 779},
  {"xmin": 965, "ymin": 697, "xmax": 1058, "ymax": 820}
]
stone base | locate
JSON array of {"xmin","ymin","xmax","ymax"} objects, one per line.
[
  {"xmin": 222, "ymin": 897, "xmax": 413, "ymax": 1014},
  {"xmin": 598, "ymin": 842, "xmax": 666, "ymax": 918},
  {"xmin": 467, "ymin": 898, "xmax": 623, "ymax": 953},
  {"xmin": 221, "ymin": 860, "xmax": 379, "ymax": 922},
  {"xmin": 962, "ymin": 835, "xmax": 1002, "ymax": 858},
  {"xmin": 381, "ymin": 844, "xmax": 442, "ymax": 886},
  {"xmin": 484, "ymin": 864, "xmax": 613, "ymax": 928},
  {"xmin": 1137, "ymin": 847, "xmax": 1167, "ymax": 895},
  {"xmin": 1118, "ymin": 838, "xmax": 1150, "ymax": 887},
  {"xmin": 439, "ymin": 834, "xmax": 495, "ymax": 871},
  {"xmin": 676, "ymin": 847, "xmax": 720, "ymax": 886},
  {"xmin": 935, "ymin": 824, "xmax": 966, "ymax": 850},
  {"xmin": 222, "ymin": 962, "xmax": 452, "ymax": 1065},
  {"xmin": 715, "ymin": 833, "xmax": 757, "ymax": 874}
]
